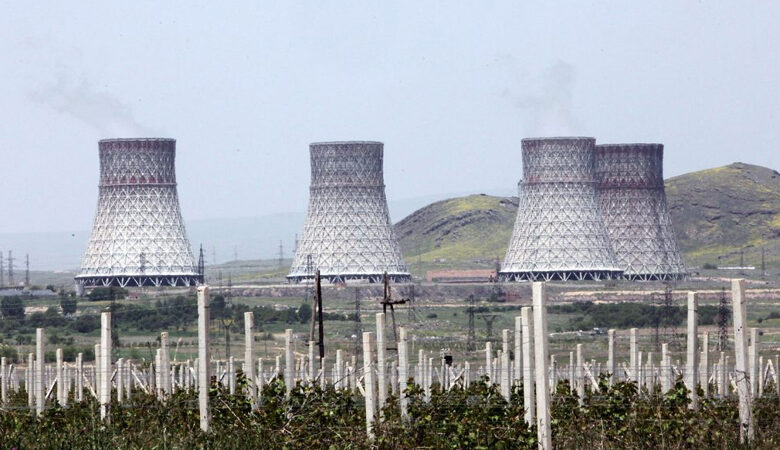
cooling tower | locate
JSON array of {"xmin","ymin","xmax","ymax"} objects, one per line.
[
  {"xmin": 75, "ymin": 138, "xmax": 202, "ymax": 289},
  {"xmin": 500, "ymin": 137, "xmax": 622, "ymax": 281},
  {"xmin": 595, "ymin": 144, "xmax": 686, "ymax": 280},
  {"xmin": 287, "ymin": 141, "xmax": 410, "ymax": 283}
]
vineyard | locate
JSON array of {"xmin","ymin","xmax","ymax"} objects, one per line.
[{"xmin": 0, "ymin": 280, "xmax": 778, "ymax": 449}]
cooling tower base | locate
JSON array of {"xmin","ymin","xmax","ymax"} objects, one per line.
[
  {"xmin": 286, "ymin": 273, "xmax": 411, "ymax": 284},
  {"xmin": 75, "ymin": 275, "xmax": 203, "ymax": 289},
  {"xmin": 621, "ymin": 272, "xmax": 687, "ymax": 282},
  {"xmin": 498, "ymin": 270, "xmax": 623, "ymax": 282}
]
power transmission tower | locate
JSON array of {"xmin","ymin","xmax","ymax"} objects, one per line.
[
  {"xmin": 278, "ymin": 241, "xmax": 284, "ymax": 268},
  {"xmin": 24, "ymin": 254, "xmax": 29, "ymax": 288},
  {"xmin": 0, "ymin": 250, "xmax": 4, "ymax": 287},
  {"xmin": 293, "ymin": 234, "xmax": 298, "ymax": 255},
  {"xmin": 405, "ymin": 283, "xmax": 420, "ymax": 322},
  {"xmin": 212, "ymin": 247, "xmax": 217, "ymax": 266},
  {"xmin": 480, "ymin": 313, "xmax": 499, "ymax": 344},
  {"xmin": 467, "ymin": 295, "xmax": 476, "ymax": 351},
  {"xmin": 198, "ymin": 244, "xmax": 206, "ymax": 282},
  {"xmin": 380, "ymin": 272, "xmax": 406, "ymax": 348},
  {"xmin": 7, "ymin": 250, "xmax": 14, "ymax": 286},
  {"xmin": 717, "ymin": 287, "xmax": 730, "ymax": 351},
  {"xmin": 233, "ymin": 245, "xmax": 238, "ymax": 262}
]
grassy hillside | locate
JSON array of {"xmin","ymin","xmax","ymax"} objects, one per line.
[
  {"xmin": 394, "ymin": 194, "xmax": 517, "ymax": 274},
  {"xmin": 666, "ymin": 162, "xmax": 780, "ymax": 269},
  {"xmin": 394, "ymin": 163, "xmax": 780, "ymax": 276}
]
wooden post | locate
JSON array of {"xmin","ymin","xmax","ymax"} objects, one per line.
[
  {"xmin": 485, "ymin": 342, "xmax": 492, "ymax": 382},
  {"xmin": 501, "ymin": 329, "xmax": 511, "ymax": 401},
  {"xmin": 686, "ymin": 292, "xmax": 698, "ymax": 410},
  {"xmin": 27, "ymin": 353, "xmax": 34, "ymax": 410},
  {"xmin": 630, "ymin": 328, "xmax": 638, "ymax": 383},
  {"xmin": 244, "ymin": 312, "xmax": 257, "ymax": 408},
  {"xmin": 749, "ymin": 328, "xmax": 759, "ymax": 398},
  {"xmin": 161, "ymin": 331, "xmax": 171, "ymax": 398},
  {"xmin": 398, "ymin": 327, "xmax": 409, "ymax": 421},
  {"xmin": 532, "ymin": 282, "xmax": 552, "ymax": 450},
  {"xmin": 308, "ymin": 340, "xmax": 316, "ymax": 383},
  {"xmin": 363, "ymin": 332, "xmax": 376, "ymax": 440},
  {"xmin": 285, "ymin": 329, "xmax": 294, "ymax": 396},
  {"xmin": 57, "ymin": 348, "xmax": 66, "ymax": 406},
  {"xmin": 700, "ymin": 332, "xmax": 709, "ymax": 397},
  {"xmin": 607, "ymin": 329, "xmax": 615, "ymax": 386},
  {"xmin": 100, "ymin": 312, "xmax": 111, "ymax": 422},
  {"xmin": 35, "ymin": 328, "xmax": 45, "ymax": 416},
  {"xmin": 197, "ymin": 285, "xmax": 211, "ymax": 433},
  {"xmin": 576, "ymin": 344, "xmax": 584, "ymax": 406},
  {"xmin": 76, "ymin": 353, "xmax": 83, "ymax": 402},
  {"xmin": 514, "ymin": 316, "xmax": 522, "ymax": 384},
  {"xmin": 0, "ymin": 356, "xmax": 6, "ymax": 404},
  {"xmin": 376, "ymin": 313, "xmax": 387, "ymax": 414},
  {"xmin": 732, "ymin": 279, "xmax": 754, "ymax": 443},
  {"xmin": 661, "ymin": 343, "xmax": 670, "ymax": 393},
  {"xmin": 521, "ymin": 306, "xmax": 535, "ymax": 424}
]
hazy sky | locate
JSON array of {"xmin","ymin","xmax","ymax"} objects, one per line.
[{"xmin": 1, "ymin": 1, "xmax": 778, "ymax": 234}]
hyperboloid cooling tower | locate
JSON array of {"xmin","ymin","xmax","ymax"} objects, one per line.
[
  {"xmin": 287, "ymin": 141, "xmax": 410, "ymax": 283},
  {"xmin": 595, "ymin": 144, "xmax": 686, "ymax": 280},
  {"xmin": 75, "ymin": 138, "xmax": 202, "ymax": 289},
  {"xmin": 500, "ymin": 137, "xmax": 622, "ymax": 281}
]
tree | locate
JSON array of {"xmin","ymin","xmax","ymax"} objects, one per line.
[
  {"xmin": 211, "ymin": 295, "xmax": 226, "ymax": 319},
  {"xmin": 297, "ymin": 302, "xmax": 312, "ymax": 324},
  {"xmin": 0, "ymin": 296, "xmax": 25, "ymax": 320},
  {"xmin": 60, "ymin": 295, "xmax": 78, "ymax": 315}
]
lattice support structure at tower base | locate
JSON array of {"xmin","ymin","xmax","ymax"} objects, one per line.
[
  {"xmin": 76, "ymin": 138, "xmax": 202, "ymax": 290},
  {"xmin": 288, "ymin": 141, "xmax": 410, "ymax": 284}
]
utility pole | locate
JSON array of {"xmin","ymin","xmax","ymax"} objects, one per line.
[
  {"xmin": 315, "ymin": 270, "xmax": 324, "ymax": 360},
  {"xmin": 7, "ymin": 251, "xmax": 14, "ymax": 286},
  {"xmin": 467, "ymin": 294, "xmax": 476, "ymax": 351},
  {"xmin": 717, "ymin": 287, "xmax": 730, "ymax": 351},
  {"xmin": 739, "ymin": 248, "xmax": 744, "ymax": 267},
  {"xmin": 25, "ymin": 254, "xmax": 30, "ymax": 288},
  {"xmin": 380, "ymin": 272, "xmax": 406, "ymax": 348}
]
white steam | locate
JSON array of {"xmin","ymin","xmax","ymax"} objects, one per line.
[{"xmin": 28, "ymin": 75, "xmax": 159, "ymax": 138}]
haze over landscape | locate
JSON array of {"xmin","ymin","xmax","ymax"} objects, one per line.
[{"xmin": 1, "ymin": 1, "xmax": 779, "ymax": 271}]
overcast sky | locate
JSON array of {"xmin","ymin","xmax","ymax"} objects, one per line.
[{"xmin": 1, "ymin": 1, "xmax": 778, "ymax": 234}]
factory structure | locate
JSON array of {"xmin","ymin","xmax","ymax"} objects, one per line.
[
  {"xmin": 75, "ymin": 138, "xmax": 203, "ymax": 290},
  {"xmin": 287, "ymin": 141, "xmax": 410, "ymax": 283},
  {"xmin": 500, "ymin": 137, "xmax": 685, "ymax": 282},
  {"xmin": 595, "ymin": 144, "xmax": 686, "ymax": 281},
  {"xmin": 72, "ymin": 135, "xmax": 684, "ymax": 290}
]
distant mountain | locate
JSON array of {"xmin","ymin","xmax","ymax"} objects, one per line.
[{"xmin": 394, "ymin": 163, "xmax": 780, "ymax": 271}]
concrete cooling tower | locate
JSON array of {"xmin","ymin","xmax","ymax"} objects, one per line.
[
  {"xmin": 287, "ymin": 141, "xmax": 410, "ymax": 283},
  {"xmin": 596, "ymin": 143, "xmax": 686, "ymax": 280},
  {"xmin": 500, "ymin": 137, "xmax": 622, "ymax": 281},
  {"xmin": 75, "ymin": 138, "xmax": 202, "ymax": 289}
]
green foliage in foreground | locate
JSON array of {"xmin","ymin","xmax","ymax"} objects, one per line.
[{"xmin": 0, "ymin": 376, "xmax": 778, "ymax": 449}]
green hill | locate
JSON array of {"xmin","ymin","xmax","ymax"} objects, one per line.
[
  {"xmin": 394, "ymin": 194, "xmax": 517, "ymax": 273},
  {"xmin": 666, "ymin": 162, "xmax": 780, "ymax": 269},
  {"xmin": 394, "ymin": 163, "xmax": 780, "ymax": 275}
]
